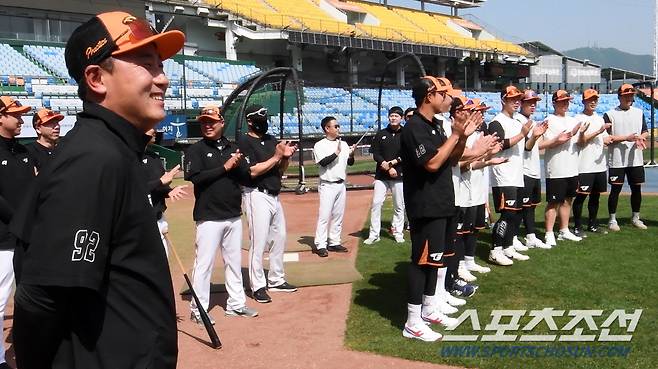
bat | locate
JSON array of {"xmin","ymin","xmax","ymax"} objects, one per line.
[
  {"xmin": 164, "ymin": 233, "xmax": 222, "ymax": 349},
  {"xmin": 354, "ymin": 126, "xmax": 376, "ymax": 147}
]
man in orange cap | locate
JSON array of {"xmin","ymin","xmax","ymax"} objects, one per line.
[
  {"xmin": 25, "ymin": 108, "xmax": 64, "ymax": 170},
  {"xmin": 9, "ymin": 11, "xmax": 184, "ymax": 368},
  {"xmin": 0, "ymin": 95, "xmax": 33, "ymax": 369},
  {"xmin": 604, "ymin": 84, "xmax": 649, "ymax": 231},
  {"xmin": 540, "ymin": 90, "xmax": 583, "ymax": 246},
  {"xmin": 184, "ymin": 106, "xmax": 258, "ymax": 321},
  {"xmin": 573, "ymin": 89, "xmax": 612, "ymax": 237}
]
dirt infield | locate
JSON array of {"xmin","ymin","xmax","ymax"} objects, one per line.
[{"xmin": 2, "ymin": 173, "xmax": 462, "ymax": 369}]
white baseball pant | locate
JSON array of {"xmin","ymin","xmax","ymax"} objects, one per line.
[
  {"xmin": 243, "ymin": 188, "xmax": 287, "ymax": 291},
  {"xmin": 157, "ymin": 215, "xmax": 169, "ymax": 258},
  {"xmin": 314, "ymin": 181, "xmax": 347, "ymax": 249},
  {"xmin": 0, "ymin": 249, "xmax": 14, "ymax": 364},
  {"xmin": 368, "ymin": 179, "xmax": 405, "ymax": 239},
  {"xmin": 190, "ymin": 217, "xmax": 246, "ymax": 313}
]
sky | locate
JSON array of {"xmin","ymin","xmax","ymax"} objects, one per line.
[{"xmin": 378, "ymin": 0, "xmax": 654, "ymax": 55}]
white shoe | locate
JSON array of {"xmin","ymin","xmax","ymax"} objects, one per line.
[
  {"xmin": 544, "ymin": 233, "xmax": 557, "ymax": 247},
  {"xmin": 458, "ymin": 267, "xmax": 477, "ymax": 282},
  {"xmin": 421, "ymin": 308, "xmax": 459, "ymax": 328},
  {"xmin": 632, "ymin": 219, "xmax": 648, "ymax": 230},
  {"xmin": 403, "ymin": 323, "xmax": 442, "ymax": 342},
  {"xmin": 526, "ymin": 237, "xmax": 551, "ymax": 249},
  {"xmin": 513, "ymin": 236, "xmax": 529, "ymax": 251},
  {"xmin": 363, "ymin": 237, "xmax": 380, "ymax": 245},
  {"xmin": 465, "ymin": 261, "xmax": 491, "ymax": 274},
  {"xmin": 608, "ymin": 220, "xmax": 621, "ymax": 232},
  {"xmin": 394, "ymin": 234, "xmax": 405, "ymax": 243},
  {"xmin": 504, "ymin": 247, "xmax": 530, "ymax": 261},
  {"xmin": 557, "ymin": 229, "xmax": 582, "ymax": 242},
  {"xmin": 442, "ymin": 292, "xmax": 466, "ymax": 307},
  {"xmin": 489, "ymin": 248, "xmax": 513, "ymax": 266},
  {"xmin": 435, "ymin": 298, "xmax": 459, "ymax": 315}
]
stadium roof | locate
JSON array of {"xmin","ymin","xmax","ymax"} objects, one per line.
[
  {"xmin": 601, "ymin": 67, "xmax": 655, "ymax": 82},
  {"xmin": 418, "ymin": 0, "xmax": 486, "ymax": 9}
]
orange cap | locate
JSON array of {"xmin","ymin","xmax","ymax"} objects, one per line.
[
  {"xmin": 617, "ymin": 84, "xmax": 636, "ymax": 96},
  {"xmin": 522, "ymin": 89, "xmax": 542, "ymax": 102},
  {"xmin": 65, "ymin": 11, "xmax": 185, "ymax": 82},
  {"xmin": 552, "ymin": 90, "xmax": 574, "ymax": 102},
  {"xmin": 501, "ymin": 85, "xmax": 523, "ymax": 99},
  {"xmin": 197, "ymin": 106, "xmax": 223, "ymax": 123},
  {"xmin": 582, "ymin": 89, "xmax": 599, "ymax": 101},
  {"xmin": 421, "ymin": 76, "xmax": 462, "ymax": 98},
  {"xmin": 32, "ymin": 108, "xmax": 64, "ymax": 126},
  {"xmin": 0, "ymin": 96, "xmax": 31, "ymax": 115}
]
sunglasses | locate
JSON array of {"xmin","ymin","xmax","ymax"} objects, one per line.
[
  {"xmin": 113, "ymin": 17, "xmax": 158, "ymax": 45},
  {"xmin": 0, "ymin": 99, "xmax": 21, "ymax": 114},
  {"xmin": 246, "ymin": 107, "xmax": 268, "ymax": 118},
  {"xmin": 619, "ymin": 87, "xmax": 635, "ymax": 94},
  {"xmin": 331, "ymin": 124, "xmax": 340, "ymax": 129}
]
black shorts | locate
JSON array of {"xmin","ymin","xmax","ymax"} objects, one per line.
[
  {"xmin": 520, "ymin": 176, "xmax": 541, "ymax": 207},
  {"xmin": 492, "ymin": 186, "xmax": 522, "ymax": 213},
  {"xmin": 609, "ymin": 166, "xmax": 645, "ymax": 186},
  {"xmin": 474, "ymin": 204, "xmax": 486, "ymax": 230},
  {"xmin": 546, "ymin": 176, "xmax": 578, "ymax": 203},
  {"xmin": 410, "ymin": 216, "xmax": 455, "ymax": 267},
  {"xmin": 577, "ymin": 171, "xmax": 607, "ymax": 194},
  {"xmin": 456, "ymin": 207, "xmax": 476, "ymax": 234}
]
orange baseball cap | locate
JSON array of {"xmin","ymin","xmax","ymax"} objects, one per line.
[
  {"xmin": 522, "ymin": 89, "xmax": 542, "ymax": 102},
  {"xmin": 197, "ymin": 106, "xmax": 224, "ymax": 123},
  {"xmin": 582, "ymin": 89, "xmax": 599, "ymax": 101},
  {"xmin": 421, "ymin": 76, "xmax": 462, "ymax": 97},
  {"xmin": 32, "ymin": 108, "xmax": 64, "ymax": 126},
  {"xmin": 552, "ymin": 90, "xmax": 574, "ymax": 102},
  {"xmin": 501, "ymin": 85, "xmax": 523, "ymax": 99},
  {"xmin": 617, "ymin": 84, "xmax": 636, "ymax": 96},
  {"xmin": 0, "ymin": 96, "xmax": 31, "ymax": 115},
  {"xmin": 65, "ymin": 11, "xmax": 185, "ymax": 82}
]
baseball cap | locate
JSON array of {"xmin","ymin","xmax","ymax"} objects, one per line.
[
  {"xmin": 582, "ymin": 89, "xmax": 599, "ymax": 101},
  {"xmin": 552, "ymin": 90, "xmax": 574, "ymax": 102},
  {"xmin": 617, "ymin": 84, "xmax": 636, "ymax": 96},
  {"xmin": 522, "ymin": 89, "xmax": 542, "ymax": 102},
  {"xmin": 0, "ymin": 96, "xmax": 31, "ymax": 115},
  {"xmin": 245, "ymin": 104, "xmax": 267, "ymax": 118},
  {"xmin": 450, "ymin": 96, "xmax": 476, "ymax": 114},
  {"xmin": 32, "ymin": 108, "xmax": 64, "ymax": 126},
  {"xmin": 501, "ymin": 85, "xmax": 523, "ymax": 99},
  {"xmin": 65, "ymin": 11, "xmax": 185, "ymax": 83},
  {"xmin": 470, "ymin": 98, "xmax": 492, "ymax": 112},
  {"xmin": 388, "ymin": 106, "xmax": 404, "ymax": 117},
  {"xmin": 197, "ymin": 106, "xmax": 223, "ymax": 123}
]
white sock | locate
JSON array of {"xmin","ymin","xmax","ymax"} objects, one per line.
[
  {"xmin": 632, "ymin": 212, "xmax": 640, "ymax": 221},
  {"xmin": 559, "ymin": 228, "xmax": 570, "ymax": 234},
  {"xmin": 464, "ymin": 255, "xmax": 475, "ymax": 265},
  {"xmin": 458, "ymin": 260, "xmax": 466, "ymax": 269},
  {"xmin": 546, "ymin": 231, "xmax": 554, "ymax": 238},
  {"xmin": 610, "ymin": 213, "xmax": 617, "ymax": 222},
  {"xmin": 407, "ymin": 303, "xmax": 422, "ymax": 326},
  {"xmin": 435, "ymin": 267, "xmax": 448, "ymax": 295},
  {"xmin": 526, "ymin": 233, "xmax": 537, "ymax": 241}
]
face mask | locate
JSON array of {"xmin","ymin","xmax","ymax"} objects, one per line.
[{"xmin": 250, "ymin": 116, "xmax": 268, "ymax": 135}]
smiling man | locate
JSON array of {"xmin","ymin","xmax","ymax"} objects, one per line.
[
  {"xmin": 9, "ymin": 11, "xmax": 184, "ymax": 369},
  {"xmin": 25, "ymin": 108, "xmax": 63, "ymax": 171}
]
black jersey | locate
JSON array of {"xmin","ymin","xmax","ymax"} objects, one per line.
[
  {"xmin": 0, "ymin": 136, "xmax": 35, "ymax": 250},
  {"xmin": 238, "ymin": 133, "xmax": 283, "ymax": 194}
]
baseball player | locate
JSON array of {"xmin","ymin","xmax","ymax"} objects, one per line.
[
  {"xmin": 364, "ymin": 106, "xmax": 405, "ymax": 245},
  {"xmin": 239, "ymin": 104, "xmax": 298, "ymax": 304},
  {"xmin": 487, "ymin": 86, "xmax": 533, "ymax": 266},
  {"xmin": 313, "ymin": 116, "xmax": 355, "ymax": 257},
  {"xmin": 573, "ymin": 89, "xmax": 612, "ymax": 237},
  {"xmin": 143, "ymin": 128, "xmax": 187, "ymax": 256},
  {"xmin": 9, "ymin": 12, "xmax": 184, "ymax": 368},
  {"xmin": 400, "ymin": 76, "xmax": 477, "ymax": 342},
  {"xmin": 185, "ymin": 106, "xmax": 258, "ymax": 321},
  {"xmin": 518, "ymin": 90, "xmax": 550, "ymax": 249},
  {"xmin": 0, "ymin": 96, "xmax": 33, "ymax": 368},
  {"xmin": 540, "ymin": 90, "xmax": 583, "ymax": 247},
  {"xmin": 25, "ymin": 108, "xmax": 63, "ymax": 171},
  {"xmin": 604, "ymin": 84, "xmax": 649, "ymax": 231}
]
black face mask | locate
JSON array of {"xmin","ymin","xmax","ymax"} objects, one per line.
[{"xmin": 250, "ymin": 116, "xmax": 268, "ymax": 135}]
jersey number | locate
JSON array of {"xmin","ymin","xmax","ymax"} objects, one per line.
[{"xmin": 72, "ymin": 230, "xmax": 100, "ymax": 263}]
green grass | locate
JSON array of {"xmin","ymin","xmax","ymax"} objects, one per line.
[{"xmin": 346, "ymin": 195, "xmax": 658, "ymax": 369}]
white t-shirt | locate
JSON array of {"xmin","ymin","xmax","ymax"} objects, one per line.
[
  {"xmin": 461, "ymin": 131, "xmax": 488, "ymax": 207},
  {"xmin": 488, "ymin": 112, "xmax": 525, "ymax": 188},
  {"xmin": 522, "ymin": 117, "xmax": 542, "ymax": 179},
  {"xmin": 313, "ymin": 137, "xmax": 351, "ymax": 182},
  {"xmin": 604, "ymin": 106, "xmax": 646, "ymax": 168},
  {"xmin": 544, "ymin": 114, "xmax": 580, "ymax": 179},
  {"xmin": 575, "ymin": 112, "xmax": 608, "ymax": 174},
  {"xmin": 434, "ymin": 114, "xmax": 463, "ymax": 206}
]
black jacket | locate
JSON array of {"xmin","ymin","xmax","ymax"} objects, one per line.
[
  {"xmin": 0, "ymin": 136, "xmax": 35, "ymax": 249},
  {"xmin": 372, "ymin": 125, "xmax": 403, "ymax": 180},
  {"xmin": 142, "ymin": 148, "xmax": 171, "ymax": 219}
]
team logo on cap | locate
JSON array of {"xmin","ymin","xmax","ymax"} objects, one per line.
[
  {"xmin": 122, "ymin": 15, "xmax": 138, "ymax": 24},
  {"xmin": 86, "ymin": 38, "xmax": 108, "ymax": 60}
]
